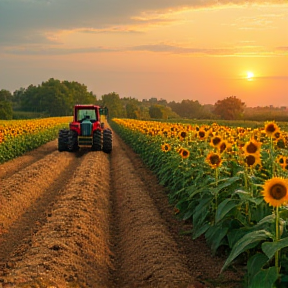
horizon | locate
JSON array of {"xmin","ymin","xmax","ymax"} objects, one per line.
[{"xmin": 1, "ymin": 1, "xmax": 287, "ymax": 108}]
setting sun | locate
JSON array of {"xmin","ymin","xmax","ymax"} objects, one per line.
[{"xmin": 247, "ymin": 71, "xmax": 254, "ymax": 81}]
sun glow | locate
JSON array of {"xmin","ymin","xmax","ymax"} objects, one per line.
[{"xmin": 246, "ymin": 71, "xmax": 254, "ymax": 81}]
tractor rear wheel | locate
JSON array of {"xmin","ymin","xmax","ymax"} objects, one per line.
[
  {"xmin": 92, "ymin": 130, "xmax": 102, "ymax": 151},
  {"xmin": 58, "ymin": 129, "xmax": 69, "ymax": 152},
  {"xmin": 103, "ymin": 128, "xmax": 112, "ymax": 153},
  {"xmin": 68, "ymin": 130, "xmax": 79, "ymax": 152}
]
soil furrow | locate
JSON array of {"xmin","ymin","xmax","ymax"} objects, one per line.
[
  {"xmin": 109, "ymin": 134, "xmax": 196, "ymax": 288},
  {"xmin": 1, "ymin": 152, "xmax": 112, "ymax": 287},
  {"xmin": 0, "ymin": 151, "xmax": 75, "ymax": 233},
  {"xmin": 0, "ymin": 151, "xmax": 84, "ymax": 263}
]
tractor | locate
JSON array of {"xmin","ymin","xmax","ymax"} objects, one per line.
[{"xmin": 58, "ymin": 104, "xmax": 112, "ymax": 153}]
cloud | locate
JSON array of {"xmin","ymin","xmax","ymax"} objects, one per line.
[
  {"xmin": 0, "ymin": 0, "xmax": 287, "ymax": 46},
  {"xmin": 3, "ymin": 42, "xmax": 287, "ymax": 57}
]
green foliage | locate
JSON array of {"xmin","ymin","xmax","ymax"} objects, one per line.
[
  {"xmin": 0, "ymin": 89, "xmax": 13, "ymax": 102},
  {"xmin": 15, "ymin": 78, "xmax": 96, "ymax": 117},
  {"xmin": 214, "ymin": 96, "xmax": 245, "ymax": 120},
  {"xmin": 0, "ymin": 101, "xmax": 13, "ymax": 119},
  {"xmin": 12, "ymin": 111, "xmax": 48, "ymax": 119},
  {"xmin": 101, "ymin": 92, "xmax": 126, "ymax": 119}
]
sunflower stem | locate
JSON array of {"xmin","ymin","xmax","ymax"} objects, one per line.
[
  {"xmin": 275, "ymin": 206, "xmax": 279, "ymax": 272},
  {"xmin": 270, "ymin": 136, "xmax": 276, "ymax": 177},
  {"xmin": 214, "ymin": 167, "xmax": 219, "ymax": 222}
]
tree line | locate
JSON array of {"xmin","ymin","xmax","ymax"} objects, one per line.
[{"xmin": 1, "ymin": 78, "xmax": 287, "ymax": 121}]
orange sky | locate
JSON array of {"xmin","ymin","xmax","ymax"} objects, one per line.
[{"xmin": 0, "ymin": 1, "xmax": 287, "ymax": 107}]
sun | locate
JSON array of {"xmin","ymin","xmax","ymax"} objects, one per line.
[{"xmin": 246, "ymin": 71, "xmax": 254, "ymax": 81}]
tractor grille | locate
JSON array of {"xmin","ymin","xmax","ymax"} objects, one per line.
[{"xmin": 81, "ymin": 121, "xmax": 92, "ymax": 136}]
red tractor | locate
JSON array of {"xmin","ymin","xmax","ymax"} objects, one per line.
[{"xmin": 58, "ymin": 104, "xmax": 112, "ymax": 153}]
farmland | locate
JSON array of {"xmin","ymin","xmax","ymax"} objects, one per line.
[
  {"xmin": 1, "ymin": 117, "xmax": 288, "ymax": 287},
  {"xmin": 0, "ymin": 121, "xmax": 243, "ymax": 288}
]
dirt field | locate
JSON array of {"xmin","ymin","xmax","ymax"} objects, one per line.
[{"xmin": 0, "ymin": 130, "xmax": 244, "ymax": 288}]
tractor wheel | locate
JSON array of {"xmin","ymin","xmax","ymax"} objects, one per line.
[
  {"xmin": 58, "ymin": 129, "xmax": 69, "ymax": 152},
  {"xmin": 92, "ymin": 130, "xmax": 102, "ymax": 151},
  {"xmin": 103, "ymin": 128, "xmax": 112, "ymax": 153},
  {"xmin": 67, "ymin": 130, "xmax": 79, "ymax": 152}
]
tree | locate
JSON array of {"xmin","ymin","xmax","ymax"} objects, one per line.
[
  {"xmin": 213, "ymin": 96, "xmax": 245, "ymax": 120},
  {"xmin": 101, "ymin": 92, "xmax": 126, "ymax": 119},
  {"xmin": 0, "ymin": 101, "xmax": 13, "ymax": 119},
  {"xmin": 0, "ymin": 89, "xmax": 13, "ymax": 102},
  {"xmin": 126, "ymin": 103, "xmax": 140, "ymax": 119},
  {"xmin": 18, "ymin": 78, "xmax": 96, "ymax": 116},
  {"xmin": 149, "ymin": 104, "xmax": 164, "ymax": 119},
  {"xmin": 148, "ymin": 104, "xmax": 178, "ymax": 119},
  {"xmin": 168, "ymin": 99, "xmax": 202, "ymax": 119}
]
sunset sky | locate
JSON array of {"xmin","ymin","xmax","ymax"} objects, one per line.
[{"xmin": 0, "ymin": 0, "xmax": 287, "ymax": 107}]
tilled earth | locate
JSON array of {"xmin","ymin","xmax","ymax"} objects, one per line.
[{"xmin": 0, "ymin": 130, "xmax": 244, "ymax": 288}]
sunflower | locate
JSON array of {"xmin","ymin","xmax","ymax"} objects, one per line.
[
  {"xmin": 210, "ymin": 135, "xmax": 222, "ymax": 148},
  {"xmin": 197, "ymin": 129, "xmax": 207, "ymax": 140},
  {"xmin": 244, "ymin": 153, "xmax": 261, "ymax": 168},
  {"xmin": 161, "ymin": 143, "xmax": 171, "ymax": 153},
  {"xmin": 206, "ymin": 152, "xmax": 222, "ymax": 169},
  {"xmin": 243, "ymin": 139, "xmax": 261, "ymax": 155},
  {"xmin": 218, "ymin": 140, "xmax": 231, "ymax": 154},
  {"xmin": 180, "ymin": 148, "xmax": 190, "ymax": 159},
  {"xmin": 262, "ymin": 177, "xmax": 288, "ymax": 207},
  {"xmin": 264, "ymin": 121, "xmax": 280, "ymax": 137},
  {"xmin": 178, "ymin": 130, "xmax": 188, "ymax": 141},
  {"xmin": 276, "ymin": 137, "xmax": 286, "ymax": 149}
]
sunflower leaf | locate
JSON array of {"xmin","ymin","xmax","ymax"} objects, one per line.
[
  {"xmin": 221, "ymin": 229, "xmax": 272, "ymax": 273},
  {"xmin": 215, "ymin": 199, "xmax": 239, "ymax": 223},
  {"xmin": 248, "ymin": 267, "xmax": 278, "ymax": 288},
  {"xmin": 262, "ymin": 236, "xmax": 288, "ymax": 260}
]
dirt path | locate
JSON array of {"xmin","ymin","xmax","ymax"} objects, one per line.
[{"xmin": 0, "ymin": 132, "xmax": 243, "ymax": 288}]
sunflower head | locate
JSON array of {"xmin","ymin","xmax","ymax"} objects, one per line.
[
  {"xmin": 180, "ymin": 148, "xmax": 190, "ymax": 159},
  {"xmin": 244, "ymin": 153, "xmax": 261, "ymax": 168},
  {"xmin": 264, "ymin": 121, "xmax": 280, "ymax": 137},
  {"xmin": 206, "ymin": 152, "xmax": 222, "ymax": 169},
  {"xmin": 178, "ymin": 130, "xmax": 188, "ymax": 140},
  {"xmin": 243, "ymin": 139, "xmax": 261, "ymax": 155},
  {"xmin": 218, "ymin": 140, "xmax": 231, "ymax": 154},
  {"xmin": 262, "ymin": 177, "xmax": 288, "ymax": 207},
  {"xmin": 161, "ymin": 143, "xmax": 171, "ymax": 153},
  {"xmin": 210, "ymin": 136, "xmax": 222, "ymax": 148},
  {"xmin": 197, "ymin": 129, "xmax": 207, "ymax": 140}
]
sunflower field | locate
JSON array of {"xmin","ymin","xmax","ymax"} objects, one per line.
[
  {"xmin": 0, "ymin": 117, "xmax": 71, "ymax": 163},
  {"xmin": 111, "ymin": 118, "xmax": 288, "ymax": 288}
]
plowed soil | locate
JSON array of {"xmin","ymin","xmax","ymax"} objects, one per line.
[{"xmin": 0, "ymin": 130, "xmax": 244, "ymax": 288}]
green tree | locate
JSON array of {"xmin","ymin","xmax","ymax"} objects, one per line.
[
  {"xmin": 168, "ymin": 99, "xmax": 202, "ymax": 119},
  {"xmin": 0, "ymin": 101, "xmax": 13, "ymax": 119},
  {"xmin": 213, "ymin": 96, "xmax": 245, "ymax": 120},
  {"xmin": 0, "ymin": 89, "xmax": 13, "ymax": 102},
  {"xmin": 126, "ymin": 102, "xmax": 140, "ymax": 119},
  {"xmin": 101, "ymin": 92, "xmax": 126, "ymax": 119},
  {"xmin": 13, "ymin": 87, "xmax": 26, "ymax": 110},
  {"xmin": 148, "ymin": 104, "xmax": 178, "ymax": 119}
]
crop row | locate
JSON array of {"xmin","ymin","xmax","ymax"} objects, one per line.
[
  {"xmin": 0, "ymin": 117, "xmax": 71, "ymax": 163},
  {"xmin": 111, "ymin": 118, "xmax": 288, "ymax": 288}
]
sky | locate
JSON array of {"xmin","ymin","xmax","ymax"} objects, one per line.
[{"xmin": 0, "ymin": 0, "xmax": 287, "ymax": 107}]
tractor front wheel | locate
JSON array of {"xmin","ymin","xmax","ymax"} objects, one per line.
[
  {"xmin": 58, "ymin": 129, "xmax": 69, "ymax": 152},
  {"xmin": 92, "ymin": 130, "xmax": 102, "ymax": 151},
  {"xmin": 103, "ymin": 128, "xmax": 112, "ymax": 153},
  {"xmin": 68, "ymin": 130, "xmax": 79, "ymax": 152}
]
